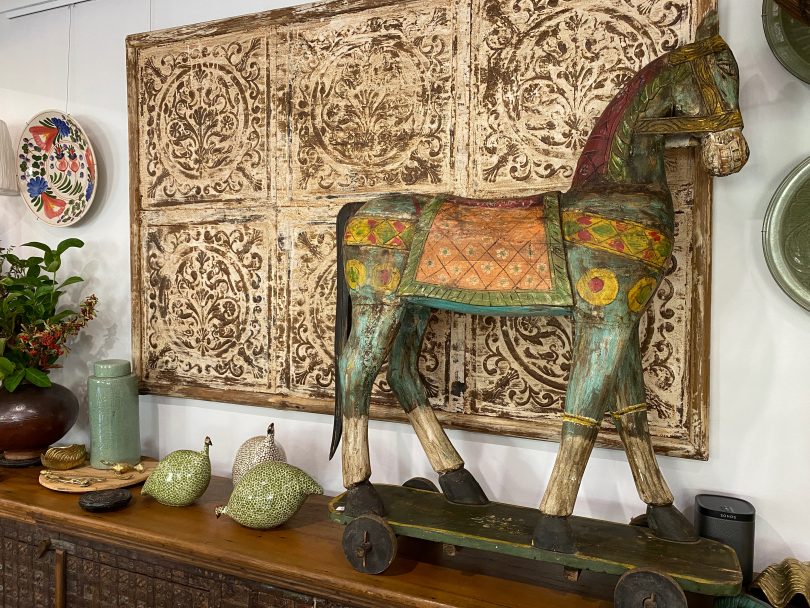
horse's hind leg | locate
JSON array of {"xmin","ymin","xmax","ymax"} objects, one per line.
[
  {"xmin": 387, "ymin": 307, "xmax": 488, "ymax": 505},
  {"xmin": 340, "ymin": 301, "xmax": 403, "ymax": 517},
  {"xmin": 611, "ymin": 325, "xmax": 697, "ymax": 541},
  {"xmin": 534, "ymin": 317, "xmax": 633, "ymax": 552}
]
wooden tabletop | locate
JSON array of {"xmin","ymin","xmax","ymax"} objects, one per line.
[{"xmin": 0, "ymin": 467, "xmax": 711, "ymax": 608}]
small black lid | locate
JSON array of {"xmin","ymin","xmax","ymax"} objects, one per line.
[{"xmin": 695, "ymin": 494, "xmax": 756, "ymax": 522}]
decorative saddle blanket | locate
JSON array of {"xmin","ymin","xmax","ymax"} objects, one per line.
[{"xmin": 397, "ymin": 193, "xmax": 573, "ymax": 307}]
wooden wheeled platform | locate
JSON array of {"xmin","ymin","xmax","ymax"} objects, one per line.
[{"xmin": 329, "ymin": 483, "xmax": 743, "ymax": 604}]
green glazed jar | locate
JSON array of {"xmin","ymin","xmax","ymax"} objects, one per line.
[{"xmin": 88, "ymin": 359, "xmax": 140, "ymax": 468}]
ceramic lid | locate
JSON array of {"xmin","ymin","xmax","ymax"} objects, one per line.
[{"xmin": 93, "ymin": 359, "xmax": 132, "ymax": 378}]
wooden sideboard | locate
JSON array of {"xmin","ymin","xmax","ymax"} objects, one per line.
[{"xmin": 0, "ymin": 467, "xmax": 712, "ymax": 607}]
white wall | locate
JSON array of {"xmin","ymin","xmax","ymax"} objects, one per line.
[{"xmin": 0, "ymin": 0, "xmax": 807, "ymax": 572}]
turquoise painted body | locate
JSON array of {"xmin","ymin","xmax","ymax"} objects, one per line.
[
  {"xmin": 332, "ymin": 20, "xmax": 749, "ymax": 527},
  {"xmin": 88, "ymin": 359, "xmax": 140, "ymax": 468}
]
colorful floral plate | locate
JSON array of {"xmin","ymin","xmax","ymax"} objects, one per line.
[{"xmin": 17, "ymin": 110, "xmax": 97, "ymax": 226}]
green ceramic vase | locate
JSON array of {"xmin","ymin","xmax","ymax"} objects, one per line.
[
  {"xmin": 88, "ymin": 359, "xmax": 140, "ymax": 468},
  {"xmin": 141, "ymin": 437, "xmax": 212, "ymax": 507},
  {"xmin": 215, "ymin": 461, "xmax": 322, "ymax": 529}
]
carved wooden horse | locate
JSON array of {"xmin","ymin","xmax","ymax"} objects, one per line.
[{"xmin": 331, "ymin": 13, "xmax": 748, "ymax": 553}]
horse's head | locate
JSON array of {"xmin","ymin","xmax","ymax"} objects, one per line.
[{"xmin": 638, "ymin": 12, "xmax": 749, "ymax": 177}]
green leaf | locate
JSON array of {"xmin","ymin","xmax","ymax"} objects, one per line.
[
  {"xmin": 43, "ymin": 250, "xmax": 61, "ymax": 273},
  {"xmin": 56, "ymin": 238, "xmax": 84, "ymax": 254},
  {"xmin": 0, "ymin": 357, "xmax": 13, "ymax": 376},
  {"xmin": 24, "ymin": 367, "xmax": 51, "ymax": 387},
  {"xmin": 22, "ymin": 241, "xmax": 52, "ymax": 254},
  {"xmin": 0, "ymin": 338, "xmax": 6, "ymax": 356},
  {"xmin": 25, "ymin": 264, "xmax": 41, "ymax": 279},
  {"xmin": 57, "ymin": 276, "xmax": 83, "ymax": 289},
  {"xmin": 48, "ymin": 309, "xmax": 77, "ymax": 323},
  {"xmin": 3, "ymin": 369, "xmax": 25, "ymax": 392}
]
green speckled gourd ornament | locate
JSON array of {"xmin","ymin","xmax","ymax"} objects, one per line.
[
  {"xmin": 215, "ymin": 461, "xmax": 322, "ymax": 529},
  {"xmin": 232, "ymin": 422, "xmax": 287, "ymax": 486},
  {"xmin": 141, "ymin": 437, "xmax": 212, "ymax": 507}
]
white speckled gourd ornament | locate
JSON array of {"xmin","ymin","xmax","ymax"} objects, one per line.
[
  {"xmin": 231, "ymin": 423, "xmax": 286, "ymax": 486},
  {"xmin": 141, "ymin": 437, "xmax": 212, "ymax": 507},
  {"xmin": 216, "ymin": 461, "xmax": 322, "ymax": 529}
]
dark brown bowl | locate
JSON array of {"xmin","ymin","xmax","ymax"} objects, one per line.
[{"xmin": 0, "ymin": 383, "xmax": 79, "ymax": 459}]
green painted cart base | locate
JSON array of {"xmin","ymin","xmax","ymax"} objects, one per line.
[{"xmin": 329, "ymin": 484, "xmax": 742, "ymax": 598}]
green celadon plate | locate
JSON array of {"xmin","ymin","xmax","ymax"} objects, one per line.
[
  {"xmin": 763, "ymin": 0, "xmax": 810, "ymax": 83},
  {"xmin": 763, "ymin": 157, "xmax": 810, "ymax": 311}
]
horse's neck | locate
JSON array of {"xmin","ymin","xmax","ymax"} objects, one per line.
[{"xmin": 572, "ymin": 55, "xmax": 685, "ymax": 190}]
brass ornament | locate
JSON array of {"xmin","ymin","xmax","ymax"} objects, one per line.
[
  {"xmin": 101, "ymin": 461, "xmax": 145, "ymax": 475},
  {"xmin": 669, "ymin": 35, "xmax": 730, "ymax": 64},
  {"xmin": 41, "ymin": 444, "xmax": 88, "ymax": 470},
  {"xmin": 40, "ymin": 471, "xmax": 108, "ymax": 487},
  {"xmin": 635, "ymin": 110, "xmax": 743, "ymax": 135},
  {"xmin": 751, "ymin": 558, "xmax": 810, "ymax": 608}
]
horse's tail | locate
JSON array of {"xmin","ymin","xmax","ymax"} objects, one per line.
[{"xmin": 330, "ymin": 202, "xmax": 364, "ymax": 460}]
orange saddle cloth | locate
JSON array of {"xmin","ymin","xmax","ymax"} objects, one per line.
[{"xmin": 398, "ymin": 193, "xmax": 572, "ymax": 307}]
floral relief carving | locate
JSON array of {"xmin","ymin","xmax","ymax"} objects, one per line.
[
  {"xmin": 144, "ymin": 220, "xmax": 270, "ymax": 387},
  {"xmin": 470, "ymin": 0, "xmax": 690, "ymax": 194},
  {"xmin": 138, "ymin": 34, "xmax": 266, "ymax": 204},
  {"xmin": 277, "ymin": 216, "xmax": 340, "ymax": 397},
  {"xmin": 282, "ymin": 3, "xmax": 456, "ymax": 198},
  {"xmin": 129, "ymin": 0, "xmax": 714, "ymax": 458}
]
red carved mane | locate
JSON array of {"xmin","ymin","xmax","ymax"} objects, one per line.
[{"xmin": 572, "ymin": 55, "xmax": 668, "ymax": 187}]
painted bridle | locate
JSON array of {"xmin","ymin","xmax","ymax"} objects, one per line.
[{"xmin": 635, "ymin": 35, "xmax": 744, "ymax": 135}]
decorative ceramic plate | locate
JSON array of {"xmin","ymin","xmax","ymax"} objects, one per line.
[
  {"xmin": 763, "ymin": 156, "xmax": 810, "ymax": 311},
  {"xmin": 763, "ymin": 0, "xmax": 810, "ymax": 83},
  {"xmin": 16, "ymin": 110, "xmax": 97, "ymax": 226}
]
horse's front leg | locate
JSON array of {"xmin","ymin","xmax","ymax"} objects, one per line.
[
  {"xmin": 611, "ymin": 324, "xmax": 697, "ymax": 542},
  {"xmin": 340, "ymin": 301, "xmax": 403, "ymax": 517},
  {"xmin": 387, "ymin": 306, "xmax": 488, "ymax": 505},
  {"xmin": 534, "ymin": 317, "xmax": 633, "ymax": 553}
]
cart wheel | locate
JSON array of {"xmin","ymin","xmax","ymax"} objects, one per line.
[
  {"xmin": 629, "ymin": 513, "xmax": 649, "ymax": 527},
  {"xmin": 614, "ymin": 568, "xmax": 687, "ymax": 608},
  {"xmin": 403, "ymin": 477, "xmax": 440, "ymax": 493},
  {"xmin": 342, "ymin": 514, "xmax": 398, "ymax": 575}
]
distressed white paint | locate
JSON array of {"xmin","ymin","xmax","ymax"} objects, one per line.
[{"xmin": 0, "ymin": 0, "xmax": 808, "ymax": 572}]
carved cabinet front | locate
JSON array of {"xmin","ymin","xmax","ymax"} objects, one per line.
[{"xmin": 0, "ymin": 518, "xmax": 354, "ymax": 608}]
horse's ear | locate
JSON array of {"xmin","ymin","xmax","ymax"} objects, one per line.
[{"xmin": 696, "ymin": 10, "xmax": 720, "ymax": 39}]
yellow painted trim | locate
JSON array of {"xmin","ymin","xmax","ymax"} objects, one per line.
[
  {"xmin": 562, "ymin": 413, "xmax": 599, "ymax": 428},
  {"xmin": 611, "ymin": 403, "xmax": 648, "ymax": 419}
]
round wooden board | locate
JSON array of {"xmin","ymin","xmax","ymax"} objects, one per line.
[{"xmin": 39, "ymin": 458, "xmax": 157, "ymax": 493}]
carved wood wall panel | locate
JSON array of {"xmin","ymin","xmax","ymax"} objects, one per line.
[{"xmin": 128, "ymin": 0, "xmax": 714, "ymax": 458}]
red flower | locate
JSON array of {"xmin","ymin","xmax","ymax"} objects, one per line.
[{"xmin": 41, "ymin": 193, "xmax": 66, "ymax": 219}]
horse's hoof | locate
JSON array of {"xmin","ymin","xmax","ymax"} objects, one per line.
[
  {"xmin": 439, "ymin": 467, "xmax": 489, "ymax": 505},
  {"xmin": 344, "ymin": 480, "xmax": 386, "ymax": 517},
  {"xmin": 532, "ymin": 514, "xmax": 576, "ymax": 553},
  {"xmin": 646, "ymin": 504, "xmax": 699, "ymax": 542}
]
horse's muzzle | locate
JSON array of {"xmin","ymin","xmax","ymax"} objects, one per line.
[{"xmin": 701, "ymin": 127, "xmax": 749, "ymax": 176}]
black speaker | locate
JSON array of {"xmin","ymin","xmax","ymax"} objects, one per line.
[{"xmin": 695, "ymin": 494, "xmax": 756, "ymax": 587}]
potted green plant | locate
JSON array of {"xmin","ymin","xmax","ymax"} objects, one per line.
[{"xmin": 0, "ymin": 238, "xmax": 97, "ymax": 462}]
